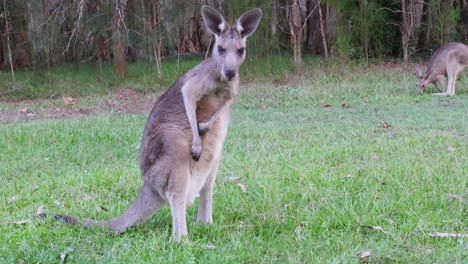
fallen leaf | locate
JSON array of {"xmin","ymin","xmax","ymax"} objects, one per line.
[
  {"xmin": 324, "ymin": 104, "xmax": 332, "ymax": 108},
  {"xmin": 11, "ymin": 220, "xmax": 31, "ymax": 225},
  {"xmin": 203, "ymin": 244, "xmax": 217, "ymax": 250},
  {"xmin": 37, "ymin": 204, "xmax": 45, "ymax": 216},
  {"xmin": 362, "ymin": 225, "xmax": 388, "ymax": 234},
  {"xmin": 63, "ymin": 96, "xmax": 76, "ymax": 105},
  {"xmin": 295, "ymin": 223, "xmax": 304, "ymax": 242},
  {"xmin": 358, "ymin": 250, "xmax": 371, "ymax": 263},
  {"xmin": 237, "ymin": 183, "xmax": 247, "ymax": 193},
  {"xmin": 54, "ymin": 200, "xmax": 62, "ymax": 207},
  {"xmin": 382, "ymin": 121, "xmax": 391, "ymax": 128},
  {"xmin": 341, "ymin": 102, "xmax": 350, "ymax": 108},
  {"xmin": 447, "ymin": 146, "xmax": 457, "ymax": 152},
  {"xmin": 344, "ymin": 174, "xmax": 354, "ymax": 178},
  {"xmin": 49, "ymin": 138, "xmax": 57, "ymax": 143},
  {"xmin": 97, "ymin": 206, "xmax": 108, "ymax": 213},
  {"xmin": 20, "ymin": 108, "xmax": 31, "ymax": 114},
  {"xmin": 363, "ymin": 97, "xmax": 370, "ymax": 103},
  {"xmin": 8, "ymin": 196, "xmax": 18, "ymax": 203},
  {"xmin": 59, "ymin": 252, "xmax": 68, "ymax": 264},
  {"xmin": 227, "ymin": 176, "xmax": 242, "ymax": 182},
  {"xmin": 429, "ymin": 232, "xmax": 467, "ymax": 238},
  {"xmin": 448, "ymin": 194, "xmax": 465, "ymax": 203}
]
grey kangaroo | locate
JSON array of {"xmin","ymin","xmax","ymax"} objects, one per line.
[
  {"xmin": 55, "ymin": 5, "xmax": 262, "ymax": 242},
  {"xmin": 416, "ymin": 42, "xmax": 468, "ymax": 95}
]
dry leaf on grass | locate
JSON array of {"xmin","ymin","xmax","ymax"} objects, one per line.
[
  {"xmin": 227, "ymin": 176, "xmax": 242, "ymax": 182},
  {"xmin": 36, "ymin": 204, "xmax": 45, "ymax": 216},
  {"xmin": 11, "ymin": 220, "xmax": 31, "ymax": 225},
  {"xmin": 97, "ymin": 206, "xmax": 108, "ymax": 213},
  {"xmin": 237, "ymin": 183, "xmax": 247, "ymax": 193},
  {"xmin": 447, "ymin": 146, "xmax": 457, "ymax": 152},
  {"xmin": 295, "ymin": 223, "xmax": 304, "ymax": 242},
  {"xmin": 448, "ymin": 194, "xmax": 465, "ymax": 203},
  {"xmin": 59, "ymin": 253, "xmax": 68, "ymax": 264},
  {"xmin": 63, "ymin": 96, "xmax": 76, "ymax": 105},
  {"xmin": 324, "ymin": 104, "xmax": 332, "ymax": 108},
  {"xmin": 8, "ymin": 196, "xmax": 18, "ymax": 203},
  {"xmin": 20, "ymin": 108, "xmax": 31, "ymax": 114},
  {"xmin": 362, "ymin": 225, "xmax": 388, "ymax": 234},
  {"xmin": 203, "ymin": 244, "xmax": 217, "ymax": 250},
  {"xmin": 358, "ymin": 250, "xmax": 371, "ymax": 263},
  {"xmin": 54, "ymin": 200, "xmax": 62, "ymax": 207},
  {"xmin": 363, "ymin": 97, "xmax": 370, "ymax": 103},
  {"xmin": 429, "ymin": 232, "xmax": 467, "ymax": 238},
  {"xmin": 341, "ymin": 102, "xmax": 350, "ymax": 108},
  {"xmin": 382, "ymin": 121, "xmax": 392, "ymax": 128}
]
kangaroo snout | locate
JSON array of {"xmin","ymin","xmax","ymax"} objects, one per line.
[{"xmin": 225, "ymin": 70, "xmax": 236, "ymax": 80}]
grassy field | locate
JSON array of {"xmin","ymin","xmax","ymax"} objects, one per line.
[{"xmin": 0, "ymin": 58, "xmax": 467, "ymax": 263}]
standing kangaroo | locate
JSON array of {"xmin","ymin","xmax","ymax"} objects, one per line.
[
  {"xmin": 416, "ymin": 42, "xmax": 468, "ymax": 96},
  {"xmin": 55, "ymin": 6, "xmax": 262, "ymax": 242}
]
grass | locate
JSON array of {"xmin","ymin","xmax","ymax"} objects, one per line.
[{"xmin": 0, "ymin": 57, "xmax": 467, "ymax": 263}]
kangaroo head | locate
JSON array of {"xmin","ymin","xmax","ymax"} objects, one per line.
[
  {"xmin": 201, "ymin": 6, "xmax": 262, "ymax": 82},
  {"xmin": 415, "ymin": 67, "xmax": 429, "ymax": 94}
]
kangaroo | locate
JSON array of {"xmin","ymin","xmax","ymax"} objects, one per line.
[
  {"xmin": 55, "ymin": 5, "xmax": 262, "ymax": 242},
  {"xmin": 416, "ymin": 42, "xmax": 468, "ymax": 96}
]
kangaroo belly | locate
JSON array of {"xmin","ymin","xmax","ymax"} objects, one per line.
[{"xmin": 187, "ymin": 108, "xmax": 230, "ymax": 205}]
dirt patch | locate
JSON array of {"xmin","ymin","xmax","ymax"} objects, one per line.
[
  {"xmin": 105, "ymin": 88, "xmax": 157, "ymax": 115},
  {"xmin": 0, "ymin": 88, "xmax": 158, "ymax": 124}
]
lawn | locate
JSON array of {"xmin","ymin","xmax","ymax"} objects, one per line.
[{"xmin": 0, "ymin": 59, "xmax": 467, "ymax": 263}]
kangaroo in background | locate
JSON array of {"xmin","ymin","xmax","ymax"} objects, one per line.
[
  {"xmin": 416, "ymin": 42, "xmax": 468, "ymax": 96},
  {"xmin": 55, "ymin": 5, "xmax": 262, "ymax": 242}
]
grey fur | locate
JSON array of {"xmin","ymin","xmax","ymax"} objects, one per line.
[
  {"xmin": 416, "ymin": 42, "xmax": 468, "ymax": 96},
  {"xmin": 55, "ymin": 5, "xmax": 262, "ymax": 242}
]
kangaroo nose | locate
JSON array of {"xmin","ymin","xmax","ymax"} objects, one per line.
[{"xmin": 225, "ymin": 70, "xmax": 236, "ymax": 80}]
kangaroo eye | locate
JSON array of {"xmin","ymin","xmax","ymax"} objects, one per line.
[
  {"xmin": 237, "ymin": 48, "xmax": 245, "ymax": 56},
  {"xmin": 217, "ymin": 46, "xmax": 225, "ymax": 54}
]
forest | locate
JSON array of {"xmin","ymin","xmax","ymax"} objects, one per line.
[{"xmin": 0, "ymin": 0, "xmax": 467, "ymax": 77}]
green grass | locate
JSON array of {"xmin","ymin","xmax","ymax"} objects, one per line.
[{"xmin": 1, "ymin": 59, "xmax": 467, "ymax": 263}]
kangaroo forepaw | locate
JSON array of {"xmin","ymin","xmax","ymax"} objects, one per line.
[{"xmin": 191, "ymin": 143, "xmax": 202, "ymax": 161}]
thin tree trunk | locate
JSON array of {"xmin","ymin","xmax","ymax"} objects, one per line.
[
  {"xmin": 112, "ymin": 0, "xmax": 128, "ymax": 76},
  {"xmin": 401, "ymin": 0, "xmax": 410, "ymax": 62},
  {"xmin": 291, "ymin": 0, "xmax": 303, "ymax": 68},
  {"xmin": 3, "ymin": 0, "xmax": 15, "ymax": 82},
  {"xmin": 462, "ymin": 0, "xmax": 468, "ymax": 40},
  {"xmin": 318, "ymin": 1, "xmax": 328, "ymax": 60}
]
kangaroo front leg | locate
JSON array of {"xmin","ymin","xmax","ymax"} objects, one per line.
[
  {"xmin": 182, "ymin": 82, "xmax": 203, "ymax": 161},
  {"xmin": 198, "ymin": 97, "xmax": 232, "ymax": 135}
]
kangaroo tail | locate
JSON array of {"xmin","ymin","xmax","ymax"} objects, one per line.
[{"xmin": 55, "ymin": 183, "xmax": 165, "ymax": 233}]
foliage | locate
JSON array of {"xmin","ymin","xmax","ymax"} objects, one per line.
[{"xmin": 1, "ymin": 0, "xmax": 468, "ymax": 73}]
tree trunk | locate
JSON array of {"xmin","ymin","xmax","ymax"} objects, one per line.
[
  {"xmin": 3, "ymin": 0, "xmax": 15, "ymax": 82},
  {"xmin": 462, "ymin": 0, "xmax": 468, "ymax": 40},
  {"xmin": 112, "ymin": 0, "xmax": 128, "ymax": 77},
  {"xmin": 401, "ymin": 0, "xmax": 410, "ymax": 62},
  {"xmin": 412, "ymin": 0, "xmax": 424, "ymax": 48},
  {"xmin": 318, "ymin": 1, "xmax": 328, "ymax": 60},
  {"xmin": 291, "ymin": 0, "xmax": 302, "ymax": 68}
]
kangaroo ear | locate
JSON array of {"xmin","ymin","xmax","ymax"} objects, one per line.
[
  {"xmin": 236, "ymin": 8, "xmax": 262, "ymax": 38},
  {"xmin": 201, "ymin": 5, "xmax": 226, "ymax": 37},
  {"xmin": 415, "ymin": 67, "xmax": 424, "ymax": 78}
]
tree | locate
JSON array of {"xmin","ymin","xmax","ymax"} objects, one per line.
[{"xmin": 112, "ymin": 0, "xmax": 128, "ymax": 76}]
